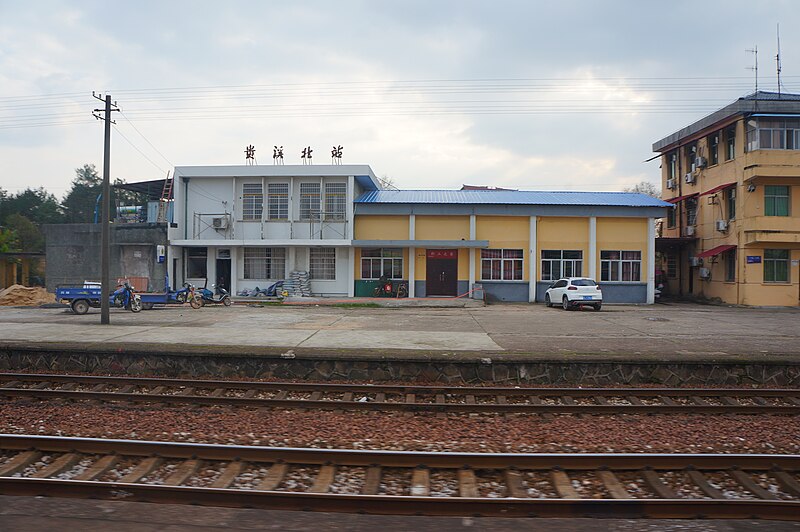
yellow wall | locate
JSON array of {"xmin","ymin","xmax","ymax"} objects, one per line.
[
  {"xmin": 596, "ymin": 217, "xmax": 649, "ymax": 277},
  {"xmin": 475, "ymin": 216, "xmax": 530, "ymax": 281},
  {"xmin": 537, "ymin": 218, "xmax": 589, "ymax": 278},
  {"xmin": 415, "ymin": 215, "xmax": 469, "ymax": 240},
  {"xmin": 354, "ymin": 215, "xmax": 409, "ymax": 240}
]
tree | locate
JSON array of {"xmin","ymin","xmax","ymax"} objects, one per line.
[
  {"xmin": 378, "ymin": 174, "xmax": 399, "ymax": 190},
  {"xmin": 5, "ymin": 214, "xmax": 44, "ymax": 252},
  {"xmin": 0, "ymin": 227, "xmax": 18, "ymax": 253},
  {"xmin": 62, "ymin": 164, "xmax": 102, "ymax": 223},
  {"xmin": 0, "ymin": 187, "xmax": 63, "ymax": 225},
  {"xmin": 624, "ymin": 181, "xmax": 661, "ymax": 198}
]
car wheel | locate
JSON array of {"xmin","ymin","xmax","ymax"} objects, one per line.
[
  {"xmin": 545, "ymin": 294, "xmax": 552, "ymax": 307},
  {"xmin": 593, "ymin": 303, "xmax": 602, "ymax": 311},
  {"xmin": 562, "ymin": 296, "xmax": 571, "ymax": 310},
  {"xmin": 71, "ymin": 299, "xmax": 90, "ymax": 315}
]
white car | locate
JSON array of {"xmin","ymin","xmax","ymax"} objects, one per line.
[{"xmin": 544, "ymin": 277, "xmax": 602, "ymax": 311}]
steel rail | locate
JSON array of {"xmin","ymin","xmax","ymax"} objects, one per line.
[
  {"xmin": 1, "ymin": 373, "xmax": 799, "ymax": 415},
  {"xmin": 0, "ymin": 435, "xmax": 798, "ymax": 520}
]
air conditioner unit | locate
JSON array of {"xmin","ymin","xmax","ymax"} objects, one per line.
[
  {"xmin": 684, "ymin": 172, "xmax": 696, "ymax": 184},
  {"xmin": 666, "ymin": 178, "xmax": 676, "ymax": 190},
  {"xmin": 715, "ymin": 219, "xmax": 728, "ymax": 232},
  {"xmin": 695, "ymin": 156, "xmax": 707, "ymax": 169},
  {"xmin": 689, "ymin": 257, "xmax": 702, "ymax": 267},
  {"xmin": 684, "ymin": 225, "xmax": 696, "ymax": 237},
  {"xmin": 212, "ymin": 217, "xmax": 228, "ymax": 229},
  {"xmin": 699, "ymin": 267, "xmax": 711, "ymax": 279}
]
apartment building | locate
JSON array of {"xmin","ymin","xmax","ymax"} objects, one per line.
[{"xmin": 653, "ymin": 91, "xmax": 800, "ymax": 306}]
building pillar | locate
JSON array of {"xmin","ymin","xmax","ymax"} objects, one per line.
[
  {"xmin": 469, "ymin": 214, "xmax": 476, "ymax": 291},
  {"xmin": 589, "ymin": 217, "xmax": 597, "ymax": 280},
  {"xmin": 347, "ymin": 246, "xmax": 355, "ymax": 297},
  {"xmin": 529, "ymin": 215, "xmax": 537, "ymax": 302},
  {"xmin": 409, "ymin": 214, "xmax": 416, "ymax": 298},
  {"xmin": 230, "ymin": 247, "xmax": 238, "ymax": 296},
  {"xmin": 647, "ymin": 218, "xmax": 656, "ymax": 304}
]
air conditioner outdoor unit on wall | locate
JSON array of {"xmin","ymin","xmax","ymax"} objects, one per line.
[
  {"xmin": 689, "ymin": 257, "xmax": 702, "ymax": 267},
  {"xmin": 212, "ymin": 217, "xmax": 228, "ymax": 229},
  {"xmin": 684, "ymin": 226, "xmax": 696, "ymax": 237},
  {"xmin": 695, "ymin": 156, "xmax": 707, "ymax": 169},
  {"xmin": 715, "ymin": 219, "xmax": 728, "ymax": 232},
  {"xmin": 684, "ymin": 172, "xmax": 696, "ymax": 184},
  {"xmin": 666, "ymin": 178, "xmax": 676, "ymax": 190},
  {"xmin": 699, "ymin": 267, "xmax": 711, "ymax": 279}
]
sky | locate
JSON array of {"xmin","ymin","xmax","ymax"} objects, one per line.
[{"xmin": 1, "ymin": 0, "xmax": 799, "ymax": 197}]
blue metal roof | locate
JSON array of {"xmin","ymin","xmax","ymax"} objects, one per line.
[{"xmin": 355, "ymin": 190, "xmax": 671, "ymax": 208}]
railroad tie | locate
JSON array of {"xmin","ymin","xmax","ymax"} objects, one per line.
[
  {"xmin": 363, "ymin": 466, "xmax": 382, "ymax": 495},
  {"xmin": 0, "ymin": 381, "xmax": 21, "ymax": 389},
  {"xmin": 258, "ymin": 463, "xmax": 289, "ymax": 491},
  {"xmin": 658, "ymin": 395, "xmax": 677, "ymax": 407},
  {"xmin": 721, "ymin": 396, "xmax": 740, "ymax": 406},
  {"xmin": 789, "ymin": 397, "xmax": 800, "ymax": 406},
  {"xmin": 243, "ymin": 389, "xmax": 257, "ymax": 399},
  {"xmin": 529, "ymin": 396, "xmax": 553, "ymax": 420},
  {"xmin": 164, "ymin": 459, "xmax": 203, "ymax": 486},
  {"xmin": 90, "ymin": 384, "xmax": 106, "ymax": 393},
  {"xmin": 686, "ymin": 470, "xmax": 726, "ymax": 499},
  {"xmin": 435, "ymin": 394, "xmax": 446, "ymax": 419},
  {"xmin": 752, "ymin": 397, "xmax": 768, "ymax": 406},
  {"xmin": 117, "ymin": 385, "xmax": 134, "ymax": 394},
  {"xmin": 73, "ymin": 455, "xmax": 119, "ymax": 481},
  {"xmin": 32, "ymin": 453, "xmax": 80, "ymax": 478},
  {"xmin": 550, "ymin": 470, "xmax": 581, "ymax": 498},
  {"xmin": 178, "ymin": 387, "xmax": 195, "ymax": 396},
  {"xmin": 771, "ymin": 470, "xmax": 800, "ymax": 497},
  {"xmin": 641, "ymin": 470, "xmax": 678, "ymax": 499},
  {"xmin": 0, "ymin": 451, "xmax": 41, "ymax": 476},
  {"xmin": 210, "ymin": 461, "xmax": 247, "ymax": 489},
  {"xmin": 594, "ymin": 396, "xmax": 610, "ymax": 406},
  {"xmin": 210, "ymin": 388, "xmax": 225, "ymax": 398},
  {"xmin": 561, "ymin": 395, "xmax": 581, "ymax": 418},
  {"xmin": 334, "ymin": 392, "xmax": 354, "ymax": 414},
  {"xmin": 150, "ymin": 386, "xmax": 166, "ymax": 396},
  {"xmin": 375, "ymin": 392, "xmax": 386, "ymax": 403},
  {"xmin": 729, "ymin": 469, "xmax": 779, "ymax": 500},
  {"xmin": 504, "ymin": 469, "xmax": 529, "ymax": 498},
  {"xmin": 410, "ymin": 467, "xmax": 430, "ymax": 496},
  {"xmin": 120, "ymin": 457, "xmax": 163, "ymax": 483},
  {"xmin": 691, "ymin": 396, "xmax": 710, "ymax": 406},
  {"xmin": 404, "ymin": 393, "xmax": 416, "ymax": 417},
  {"xmin": 626, "ymin": 395, "xmax": 644, "ymax": 406},
  {"xmin": 60, "ymin": 383, "xmax": 77, "ymax": 391},
  {"xmin": 596, "ymin": 470, "xmax": 631, "ymax": 499},
  {"xmin": 32, "ymin": 382, "xmax": 51, "ymax": 390},
  {"xmin": 309, "ymin": 464, "xmax": 336, "ymax": 493}
]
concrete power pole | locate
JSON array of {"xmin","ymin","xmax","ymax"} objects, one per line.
[{"xmin": 92, "ymin": 93, "xmax": 119, "ymax": 325}]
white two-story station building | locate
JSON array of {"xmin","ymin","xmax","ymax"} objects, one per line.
[{"xmin": 167, "ymin": 165, "xmax": 381, "ymax": 297}]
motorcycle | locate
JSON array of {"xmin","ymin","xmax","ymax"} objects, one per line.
[
  {"xmin": 110, "ymin": 282, "xmax": 142, "ymax": 312},
  {"xmin": 198, "ymin": 283, "xmax": 232, "ymax": 307},
  {"xmin": 373, "ymin": 276, "xmax": 408, "ymax": 298},
  {"xmin": 173, "ymin": 282, "xmax": 203, "ymax": 309}
]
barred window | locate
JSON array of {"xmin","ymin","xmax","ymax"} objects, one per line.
[
  {"xmin": 186, "ymin": 247, "xmax": 207, "ymax": 278},
  {"xmin": 601, "ymin": 250, "xmax": 642, "ymax": 282},
  {"xmin": 267, "ymin": 183, "xmax": 288, "ymax": 220},
  {"xmin": 480, "ymin": 249, "xmax": 523, "ymax": 281},
  {"xmin": 300, "ymin": 183, "xmax": 321, "ymax": 220},
  {"xmin": 764, "ymin": 249, "xmax": 789, "ymax": 283},
  {"xmin": 324, "ymin": 182, "xmax": 347, "ymax": 220},
  {"xmin": 310, "ymin": 247, "xmax": 336, "ymax": 280},
  {"xmin": 765, "ymin": 185, "xmax": 790, "ymax": 217},
  {"xmin": 243, "ymin": 248, "xmax": 286, "ymax": 280},
  {"xmin": 361, "ymin": 248, "xmax": 403, "ymax": 279},
  {"xmin": 242, "ymin": 183, "xmax": 263, "ymax": 220},
  {"xmin": 541, "ymin": 250, "xmax": 582, "ymax": 281}
]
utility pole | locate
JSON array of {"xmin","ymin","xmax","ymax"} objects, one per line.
[{"xmin": 92, "ymin": 92, "xmax": 119, "ymax": 325}]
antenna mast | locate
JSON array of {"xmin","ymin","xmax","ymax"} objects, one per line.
[
  {"xmin": 776, "ymin": 23, "xmax": 783, "ymax": 97},
  {"xmin": 746, "ymin": 45, "xmax": 758, "ymax": 94}
]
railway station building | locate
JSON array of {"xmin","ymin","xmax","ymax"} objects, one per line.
[
  {"xmin": 653, "ymin": 91, "xmax": 800, "ymax": 306},
  {"xmin": 166, "ymin": 164, "xmax": 669, "ymax": 303}
]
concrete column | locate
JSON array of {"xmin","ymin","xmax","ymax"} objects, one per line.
[
  {"xmin": 288, "ymin": 177, "xmax": 294, "ymax": 238},
  {"xmin": 469, "ymin": 215, "xmax": 476, "ymax": 290},
  {"xmin": 408, "ymin": 247, "xmax": 416, "ymax": 298},
  {"xmin": 346, "ymin": 175, "xmax": 355, "ymax": 240},
  {"xmin": 288, "ymin": 246, "xmax": 296, "ymax": 275},
  {"xmin": 647, "ymin": 218, "xmax": 656, "ymax": 304},
  {"xmin": 529, "ymin": 215, "xmax": 537, "ymax": 302},
  {"xmin": 230, "ymin": 247, "xmax": 238, "ymax": 296},
  {"xmin": 347, "ymin": 246, "xmax": 355, "ymax": 297},
  {"xmin": 589, "ymin": 216, "xmax": 597, "ymax": 280}
]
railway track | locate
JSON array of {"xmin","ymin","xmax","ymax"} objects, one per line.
[
  {"xmin": 1, "ymin": 373, "xmax": 799, "ymax": 415},
  {"xmin": 0, "ymin": 435, "xmax": 798, "ymax": 519}
]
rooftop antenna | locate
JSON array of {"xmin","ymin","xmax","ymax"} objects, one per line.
[
  {"xmin": 746, "ymin": 45, "xmax": 758, "ymax": 94},
  {"xmin": 776, "ymin": 23, "xmax": 783, "ymax": 97}
]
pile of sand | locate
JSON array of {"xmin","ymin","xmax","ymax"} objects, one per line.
[{"xmin": 0, "ymin": 284, "xmax": 56, "ymax": 306}]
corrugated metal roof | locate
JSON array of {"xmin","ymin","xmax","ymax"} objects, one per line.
[
  {"xmin": 355, "ymin": 190, "xmax": 671, "ymax": 207},
  {"xmin": 742, "ymin": 91, "xmax": 800, "ymax": 101}
]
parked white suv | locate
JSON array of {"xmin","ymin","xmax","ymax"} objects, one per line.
[{"xmin": 544, "ymin": 277, "xmax": 602, "ymax": 311}]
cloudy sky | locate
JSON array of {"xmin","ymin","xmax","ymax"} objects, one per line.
[{"xmin": 1, "ymin": 0, "xmax": 798, "ymax": 197}]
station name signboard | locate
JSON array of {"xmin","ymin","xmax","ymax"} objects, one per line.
[
  {"xmin": 746, "ymin": 256, "xmax": 762, "ymax": 264},
  {"xmin": 427, "ymin": 249, "xmax": 458, "ymax": 259}
]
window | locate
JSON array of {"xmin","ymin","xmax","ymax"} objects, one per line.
[
  {"xmin": 666, "ymin": 205, "xmax": 676, "ymax": 228},
  {"xmin": 724, "ymin": 125, "xmax": 736, "ymax": 160},
  {"xmin": 764, "ymin": 249, "xmax": 789, "ymax": 283},
  {"xmin": 685, "ymin": 143, "xmax": 697, "ymax": 171},
  {"xmin": 601, "ymin": 250, "xmax": 642, "ymax": 282},
  {"xmin": 267, "ymin": 183, "xmax": 288, "ymax": 220},
  {"xmin": 668, "ymin": 151, "xmax": 678, "ymax": 180},
  {"xmin": 243, "ymin": 247, "xmax": 286, "ymax": 279},
  {"xmin": 666, "ymin": 254, "xmax": 678, "ymax": 279},
  {"xmin": 725, "ymin": 187, "xmax": 736, "ymax": 220},
  {"xmin": 708, "ymin": 132, "xmax": 719, "ymax": 165},
  {"xmin": 324, "ymin": 182, "xmax": 347, "ymax": 221},
  {"xmin": 765, "ymin": 185, "xmax": 790, "ymax": 216},
  {"xmin": 725, "ymin": 249, "xmax": 736, "ymax": 282},
  {"xmin": 746, "ymin": 118, "xmax": 800, "ymax": 151},
  {"xmin": 242, "ymin": 183, "xmax": 263, "ymax": 221},
  {"xmin": 541, "ymin": 250, "xmax": 582, "ymax": 281},
  {"xmin": 299, "ymin": 183, "xmax": 321, "ymax": 220},
  {"xmin": 186, "ymin": 247, "xmax": 207, "ymax": 278},
  {"xmin": 310, "ymin": 247, "xmax": 336, "ymax": 280},
  {"xmin": 361, "ymin": 248, "xmax": 403, "ymax": 279},
  {"xmin": 686, "ymin": 197, "xmax": 698, "ymax": 226},
  {"xmin": 481, "ymin": 249, "xmax": 523, "ymax": 281}
]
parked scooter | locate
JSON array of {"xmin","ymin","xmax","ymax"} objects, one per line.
[
  {"xmin": 173, "ymin": 282, "xmax": 203, "ymax": 309},
  {"xmin": 110, "ymin": 282, "xmax": 142, "ymax": 312},
  {"xmin": 198, "ymin": 283, "xmax": 232, "ymax": 306}
]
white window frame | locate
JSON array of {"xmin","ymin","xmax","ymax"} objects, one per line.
[
  {"xmin": 601, "ymin": 250, "xmax": 642, "ymax": 282},
  {"xmin": 310, "ymin": 247, "xmax": 336, "ymax": 280},
  {"xmin": 299, "ymin": 183, "xmax": 321, "ymax": 221},
  {"xmin": 241, "ymin": 183, "xmax": 263, "ymax": 221},
  {"xmin": 540, "ymin": 250, "xmax": 582, "ymax": 281},
  {"xmin": 267, "ymin": 183, "xmax": 288, "ymax": 220},
  {"xmin": 324, "ymin": 182, "xmax": 347, "ymax": 221},
  {"xmin": 243, "ymin": 247, "xmax": 286, "ymax": 280},
  {"xmin": 361, "ymin": 248, "xmax": 403, "ymax": 280},
  {"xmin": 480, "ymin": 249, "xmax": 523, "ymax": 281}
]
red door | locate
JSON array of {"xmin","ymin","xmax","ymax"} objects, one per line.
[{"xmin": 426, "ymin": 249, "xmax": 458, "ymax": 296}]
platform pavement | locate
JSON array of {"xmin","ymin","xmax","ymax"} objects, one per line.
[{"xmin": 1, "ymin": 302, "xmax": 799, "ymax": 361}]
